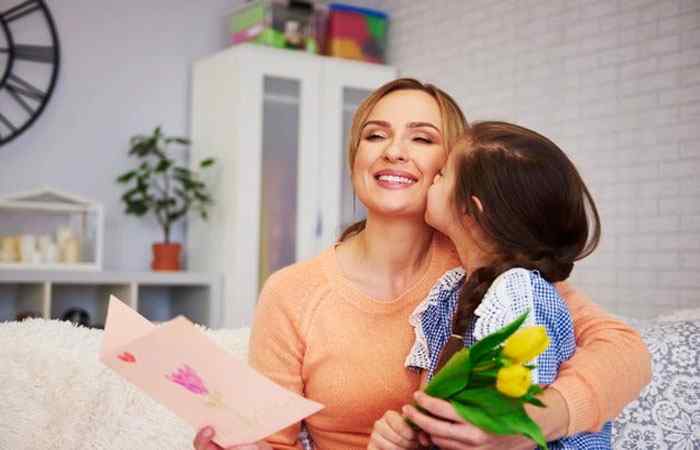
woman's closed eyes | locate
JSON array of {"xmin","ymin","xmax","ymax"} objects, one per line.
[{"xmin": 362, "ymin": 131, "xmax": 435, "ymax": 144}]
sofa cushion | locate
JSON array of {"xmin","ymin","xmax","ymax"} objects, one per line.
[
  {"xmin": 0, "ymin": 318, "xmax": 250, "ymax": 450},
  {"xmin": 612, "ymin": 310, "xmax": 700, "ymax": 450}
]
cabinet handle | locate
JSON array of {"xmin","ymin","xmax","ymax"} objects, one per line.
[{"xmin": 315, "ymin": 213, "xmax": 323, "ymax": 237}]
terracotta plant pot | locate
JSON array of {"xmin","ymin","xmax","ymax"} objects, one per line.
[{"xmin": 152, "ymin": 242, "xmax": 181, "ymax": 271}]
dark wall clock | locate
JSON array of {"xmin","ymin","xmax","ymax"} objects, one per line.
[{"xmin": 0, "ymin": 0, "xmax": 60, "ymax": 146}]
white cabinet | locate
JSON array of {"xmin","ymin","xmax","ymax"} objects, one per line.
[{"xmin": 188, "ymin": 44, "xmax": 397, "ymax": 328}]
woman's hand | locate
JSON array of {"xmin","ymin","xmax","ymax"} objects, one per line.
[
  {"xmin": 193, "ymin": 427, "xmax": 273, "ymax": 450},
  {"xmin": 367, "ymin": 410, "xmax": 420, "ymax": 450},
  {"xmin": 402, "ymin": 392, "xmax": 543, "ymax": 450}
]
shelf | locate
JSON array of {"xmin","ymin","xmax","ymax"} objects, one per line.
[
  {"xmin": 0, "ymin": 270, "xmax": 222, "ymax": 328},
  {"xmin": 137, "ymin": 285, "xmax": 211, "ymax": 325},
  {"xmin": 50, "ymin": 283, "xmax": 134, "ymax": 328},
  {"xmin": 0, "ymin": 262, "xmax": 100, "ymax": 271},
  {"xmin": 0, "ymin": 282, "xmax": 48, "ymax": 321},
  {"xmin": 0, "ymin": 270, "xmax": 218, "ymax": 284}
]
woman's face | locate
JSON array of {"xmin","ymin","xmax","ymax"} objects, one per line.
[{"xmin": 352, "ymin": 89, "xmax": 447, "ymax": 220}]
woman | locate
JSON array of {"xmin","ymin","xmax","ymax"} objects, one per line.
[{"xmin": 194, "ymin": 79, "xmax": 651, "ymax": 450}]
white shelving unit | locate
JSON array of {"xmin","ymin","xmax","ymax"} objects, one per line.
[
  {"xmin": 188, "ymin": 43, "xmax": 397, "ymax": 329},
  {"xmin": 0, "ymin": 187, "xmax": 104, "ymax": 271},
  {"xmin": 0, "ymin": 271, "xmax": 223, "ymax": 328}
]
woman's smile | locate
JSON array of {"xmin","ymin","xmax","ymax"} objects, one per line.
[{"xmin": 373, "ymin": 169, "xmax": 418, "ymax": 189}]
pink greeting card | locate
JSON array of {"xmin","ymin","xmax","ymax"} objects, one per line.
[{"xmin": 100, "ymin": 296, "xmax": 323, "ymax": 447}]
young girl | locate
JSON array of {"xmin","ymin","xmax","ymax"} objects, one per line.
[{"xmin": 370, "ymin": 121, "xmax": 611, "ymax": 449}]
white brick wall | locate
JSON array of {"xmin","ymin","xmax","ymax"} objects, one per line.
[{"xmin": 382, "ymin": 0, "xmax": 700, "ymax": 319}]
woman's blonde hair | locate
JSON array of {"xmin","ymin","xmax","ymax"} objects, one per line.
[{"xmin": 339, "ymin": 78, "xmax": 468, "ymax": 241}]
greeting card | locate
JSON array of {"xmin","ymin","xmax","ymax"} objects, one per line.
[{"xmin": 100, "ymin": 296, "xmax": 323, "ymax": 447}]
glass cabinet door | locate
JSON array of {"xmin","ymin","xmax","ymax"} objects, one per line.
[
  {"xmin": 339, "ymin": 87, "xmax": 371, "ymax": 230},
  {"xmin": 259, "ymin": 76, "xmax": 301, "ymax": 287},
  {"xmin": 234, "ymin": 46, "xmax": 321, "ymax": 292}
]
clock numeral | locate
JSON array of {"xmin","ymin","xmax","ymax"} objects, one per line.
[
  {"xmin": 0, "ymin": 44, "xmax": 56, "ymax": 64},
  {"xmin": 5, "ymin": 74, "xmax": 46, "ymax": 102},
  {"xmin": 1, "ymin": 0, "xmax": 41, "ymax": 23}
]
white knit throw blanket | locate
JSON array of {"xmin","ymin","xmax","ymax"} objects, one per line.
[{"xmin": 0, "ymin": 318, "xmax": 250, "ymax": 450}]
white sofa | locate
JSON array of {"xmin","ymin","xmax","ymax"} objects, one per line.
[{"xmin": 0, "ymin": 309, "xmax": 698, "ymax": 449}]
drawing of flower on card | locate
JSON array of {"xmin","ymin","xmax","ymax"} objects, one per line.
[
  {"xmin": 166, "ymin": 365, "xmax": 210, "ymax": 396},
  {"xmin": 166, "ymin": 364, "xmax": 255, "ymax": 426}
]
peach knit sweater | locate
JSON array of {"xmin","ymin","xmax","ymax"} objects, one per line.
[{"xmin": 248, "ymin": 235, "xmax": 651, "ymax": 450}]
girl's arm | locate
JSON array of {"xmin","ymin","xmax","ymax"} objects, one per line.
[{"xmin": 553, "ymin": 282, "xmax": 652, "ymax": 434}]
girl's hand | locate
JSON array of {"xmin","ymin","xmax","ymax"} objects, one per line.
[
  {"xmin": 367, "ymin": 410, "xmax": 420, "ymax": 450},
  {"xmin": 193, "ymin": 427, "xmax": 273, "ymax": 450},
  {"xmin": 402, "ymin": 392, "xmax": 536, "ymax": 450}
]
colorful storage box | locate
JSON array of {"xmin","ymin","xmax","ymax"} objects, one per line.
[
  {"xmin": 229, "ymin": 0, "xmax": 322, "ymax": 53},
  {"xmin": 325, "ymin": 3, "xmax": 388, "ymax": 64}
]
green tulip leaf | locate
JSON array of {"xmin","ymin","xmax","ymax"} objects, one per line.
[
  {"xmin": 498, "ymin": 407, "xmax": 548, "ymax": 449},
  {"xmin": 452, "ymin": 387, "xmax": 522, "ymax": 416},
  {"xmin": 528, "ymin": 384, "xmax": 544, "ymax": 395},
  {"xmin": 471, "ymin": 368, "xmax": 499, "ymax": 378},
  {"xmin": 424, "ymin": 348, "xmax": 472, "ymax": 399},
  {"xmin": 523, "ymin": 395, "xmax": 546, "ymax": 408},
  {"xmin": 469, "ymin": 311, "xmax": 529, "ymax": 364},
  {"xmin": 450, "ymin": 401, "xmax": 513, "ymax": 436}
]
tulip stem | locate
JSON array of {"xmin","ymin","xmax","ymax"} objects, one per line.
[{"xmin": 473, "ymin": 361, "xmax": 497, "ymax": 372}]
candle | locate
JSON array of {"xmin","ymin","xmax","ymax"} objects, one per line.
[
  {"xmin": 19, "ymin": 235, "xmax": 36, "ymax": 263},
  {"xmin": 37, "ymin": 235, "xmax": 57, "ymax": 263},
  {"xmin": 0, "ymin": 236, "xmax": 19, "ymax": 262},
  {"xmin": 62, "ymin": 237, "xmax": 80, "ymax": 263},
  {"xmin": 57, "ymin": 226, "xmax": 73, "ymax": 247},
  {"xmin": 38, "ymin": 234, "xmax": 52, "ymax": 252},
  {"xmin": 44, "ymin": 243, "xmax": 58, "ymax": 264}
]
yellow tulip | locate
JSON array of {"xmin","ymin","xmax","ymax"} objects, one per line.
[
  {"xmin": 502, "ymin": 326, "xmax": 549, "ymax": 364},
  {"xmin": 496, "ymin": 364, "xmax": 531, "ymax": 398}
]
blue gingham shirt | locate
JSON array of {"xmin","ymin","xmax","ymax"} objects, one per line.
[{"xmin": 405, "ymin": 268, "xmax": 612, "ymax": 449}]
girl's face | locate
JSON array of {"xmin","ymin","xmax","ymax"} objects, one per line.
[
  {"xmin": 352, "ymin": 89, "xmax": 447, "ymax": 220},
  {"xmin": 427, "ymin": 149, "xmax": 495, "ymax": 261},
  {"xmin": 425, "ymin": 151, "xmax": 461, "ymax": 236}
]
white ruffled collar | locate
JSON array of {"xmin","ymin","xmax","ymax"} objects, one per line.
[
  {"xmin": 472, "ymin": 268, "xmax": 537, "ymax": 340},
  {"xmin": 405, "ymin": 267, "xmax": 465, "ymax": 369}
]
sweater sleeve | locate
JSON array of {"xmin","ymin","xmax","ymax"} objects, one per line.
[
  {"xmin": 550, "ymin": 282, "xmax": 652, "ymax": 435},
  {"xmin": 248, "ymin": 277, "xmax": 306, "ymax": 450}
]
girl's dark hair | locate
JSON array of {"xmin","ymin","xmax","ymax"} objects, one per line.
[{"xmin": 451, "ymin": 121, "xmax": 601, "ymax": 332}]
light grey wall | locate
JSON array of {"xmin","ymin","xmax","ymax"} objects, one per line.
[
  {"xmin": 0, "ymin": 0, "xmax": 238, "ymax": 270},
  {"xmin": 382, "ymin": 0, "xmax": 700, "ymax": 319}
]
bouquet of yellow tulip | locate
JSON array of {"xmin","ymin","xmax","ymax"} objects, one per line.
[{"xmin": 418, "ymin": 311, "xmax": 550, "ymax": 449}]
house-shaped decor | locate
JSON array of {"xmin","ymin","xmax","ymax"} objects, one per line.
[{"xmin": 0, "ymin": 187, "xmax": 103, "ymax": 271}]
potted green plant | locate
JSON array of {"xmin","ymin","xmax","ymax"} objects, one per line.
[{"xmin": 116, "ymin": 126, "xmax": 215, "ymax": 271}]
